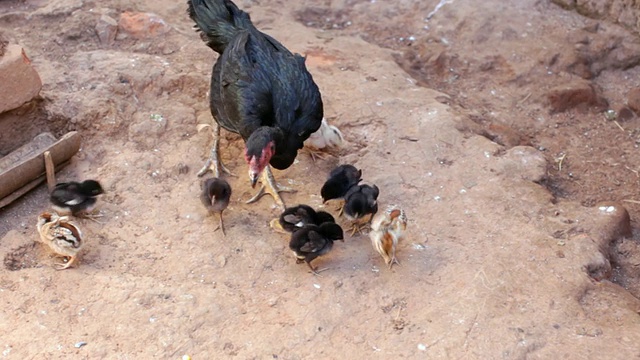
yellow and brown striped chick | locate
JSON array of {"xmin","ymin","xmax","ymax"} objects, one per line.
[
  {"xmin": 36, "ymin": 212, "xmax": 84, "ymax": 270},
  {"xmin": 370, "ymin": 206, "xmax": 407, "ymax": 269}
]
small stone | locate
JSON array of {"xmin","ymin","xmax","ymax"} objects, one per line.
[
  {"xmin": 95, "ymin": 15, "xmax": 118, "ymax": 45},
  {"xmin": 118, "ymin": 12, "xmax": 170, "ymax": 39},
  {"xmin": 0, "ymin": 44, "xmax": 42, "ymax": 113},
  {"xmin": 74, "ymin": 342, "xmax": 87, "ymax": 348}
]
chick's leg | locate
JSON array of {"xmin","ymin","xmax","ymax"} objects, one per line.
[
  {"xmin": 55, "ymin": 256, "xmax": 75, "ymax": 270},
  {"xmin": 197, "ymin": 123, "xmax": 234, "ymax": 178},
  {"xmin": 217, "ymin": 211, "xmax": 226, "ymax": 236},
  {"xmin": 303, "ymin": 148, "xmax": 329, "ymax": 162},
  {"xmin": 269, "ymin": 218, "xmax": 288, "ymax": 234},
  {"xmin": 306, "ymin": 261, "xmax": 329, "ymax": 276},
  {"xmin": 246, "ymin": 166, "xmax": 295, "ymax": 210}
]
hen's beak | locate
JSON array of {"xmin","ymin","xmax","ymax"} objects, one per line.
[{"xmin": 249, "ymin": 171, "xmax": 259, "ymax": 188}]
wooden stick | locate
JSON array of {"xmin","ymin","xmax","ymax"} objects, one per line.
[{"xmin": 44, "ymin": 151, "xmax": 56, "ymax": 192}]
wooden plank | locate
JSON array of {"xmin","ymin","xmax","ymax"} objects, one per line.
[{"xmin": 0, "ymin": 131, "xmax": 80, "ymax": 203}]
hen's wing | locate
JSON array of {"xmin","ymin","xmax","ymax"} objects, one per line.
[{"xmin": 211, "ymin": 30, "xmax": 275, "ymax": 138}]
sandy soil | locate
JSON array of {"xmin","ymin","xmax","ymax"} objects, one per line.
[{"xmin": 1, "ymin": 0, "xmax": 640, "ymax": 358}]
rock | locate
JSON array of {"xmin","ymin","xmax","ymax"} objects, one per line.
[
  {"xmin": 627, "ymin": 88, "xmax": 640, "ymax": 114},
  {"xmin": 0, "ymin": 44, "xmax": 42, "ymax": 114},
  {"xmin": 0, "ymin": 33, "xmax": 7, "ymax": 57},
  {"xmin": 547, "ymin": 77, "xmax": 608, "ymax": 113},
  {"xmin": 497, "ymin": 146, "xmax": 547, "ymax": 182},
  {"xmin": 118, "ymin": 12, "xmax": 170, "ymax": 39},
  {"xmin": 550, "ymin": 0, "xmax": 575, "ymax": 9},
  {"xmin": 617, "ymin": 106, "xmax": 635, "ymax": 121},
  {"xmin": 482, "ymin": 122, "xmax": 526, "ymax": 148},
  {"xmin": 95, "ymin": 15, "xmax": 118, "ymax": 45},
  {"xmin": 594, "ymin": 201, "xmax": 632, "ymax": 240}
]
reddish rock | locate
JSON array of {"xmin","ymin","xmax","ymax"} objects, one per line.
[
  {"xmin": 0, "ymin": 33, "xmax": 7, "ymax": 57},
  {"xmin": 118, "ymin": 12, "xmax": 169, "ymax": 39},
  {"xmin": 627, "ymin": 88, "xmax": 640, "ymax": 114},
  {"xmin": 547, "ymin": 77, "xmax": 608, "ymax": 113},
  {"xmin": 0, "ymin": 44, "xmax": 42, "ymax": 114},
  {"xmin": 95, "ymin": 14, "xmax": 118, "ymax": 45}
]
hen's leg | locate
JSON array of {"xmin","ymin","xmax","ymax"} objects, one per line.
[
  {"xmin": 246, "ymin": 166, "xmax": 294, "ymax": 210},
  {"xmin": 197, "ymin": 123, "xmax": 234, "ymax": 178}
]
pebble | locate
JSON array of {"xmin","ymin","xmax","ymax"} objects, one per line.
[
  {"xmin": 74, "ymin": 341, "xmax": 87, "ymax": 348},
  {"xmin": 95, "ymin": 15, "xmax": 118, "ymax": 45}
]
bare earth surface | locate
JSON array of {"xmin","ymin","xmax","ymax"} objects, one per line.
[{"xmin": 1, "ymin": 0, "xmax": 640, "ymax": 358}]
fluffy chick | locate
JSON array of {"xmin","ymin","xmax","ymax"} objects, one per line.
[
  {"xmin": 370, "ymin": 206, "xmax": 408, "ymax": 269},
  {"xmin": 289, "ymin": 222, "xmax": 344, "ymax": 275},
  {"xmin": 270, "ymin": 204, "xmax": 335, "ymax": 233},
  {"xmin": 343, "ymin": 184, "xmax": 379, "ymax": 235},
  {"xmin": 36, "ymin": 212, "xmax": 83, "ymax": 270},
  {"xmin": 303, "ymin": 118, "xmax": 344, "ymax": 161},
  {"xmin": 200, "ymin": 177, "xmax": 232, "ymax": 236},
  {"xmin": 50, "ymin": 180, "xmax": 104, "ymax": 218},
  {"xmin": 320, "ymin": 164, "xmax": 362, "ymax": 214}
]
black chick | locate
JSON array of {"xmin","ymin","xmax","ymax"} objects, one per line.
[
  {"xmin": 343, "ymin": 184, "xmax": 379, "ymax": 236},
  {"xmin": 272, "ymin": 204, "xmax": 335, "ymax": 233},
  {"xmin": 50, "ymin": 180, "xmax": 104, "ymax": 218},
  {"xmin": 188, "ymin": 0, "xmax": 324, "ymax": 210},
  {"xmin": 200, "ymin": 177, "xmax": 232, "ymax": 236},
  {"xmin": 320, "ymin": 165, "xmax": 362, "ymax": 214},
  {"xmin": 289, "ymin": 222, "xmax": 344, "ymax": 275}
]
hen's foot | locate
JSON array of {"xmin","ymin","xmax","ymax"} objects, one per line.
[{"xmin": 246, "ymin": 166, "xmax": 295, "ymax": 210}]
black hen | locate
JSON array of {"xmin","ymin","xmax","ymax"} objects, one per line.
[
  {"xmin": 200, "ymin": 177, "xmax": 232, "ymax": 235},
  {"xmin": 289, "ymin": 222, "xmax": 344, "ymax": 275},
  {"xmin": 343, "ymin": 184, "xmax": 379, "ymax": 235},
  {"xmin": 320, "ymin": 164, "xmax": 362, "ymax": 203},
  {"xmin": 275, "ymin": 204, "xmax": 335, "ymax": 233},
  {"xmin": 188, "ymin": 0, "xmax": 323, "ymax": 210},
  {"xmin": 50, "ymin": 180, "xmax": 104, "ymax": 217}
]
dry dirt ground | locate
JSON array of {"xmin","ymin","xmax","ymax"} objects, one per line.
[{"xmin": 1, "ymin": 0, "xmax": 640, "ymax": 358}]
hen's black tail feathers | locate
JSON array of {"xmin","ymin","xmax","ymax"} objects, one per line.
[{"xmin": 187, "ymin": 0, "xmax": 252, "ymax": 54}]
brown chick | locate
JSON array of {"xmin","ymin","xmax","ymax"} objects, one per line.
[
  {"xmin": 36, "ymin": 212, "xmax": 84, "ymax": 270},
  {"xmin": 370, "ymin": 206, "xmax": 407, "ymax": 269},
  {"xmin": 200, "ymin": 177, "xmax": 232, "ymax": 236}
]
